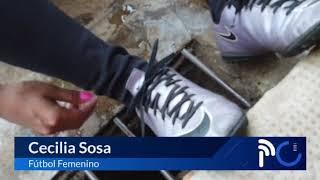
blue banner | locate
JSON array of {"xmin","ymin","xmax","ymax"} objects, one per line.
[{"xmin": 14, "ymin": 137, "xmax": 306, "ymax": 170}]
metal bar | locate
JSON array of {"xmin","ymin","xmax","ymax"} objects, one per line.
[
  {"xmin": 113, "ymin": 117, "xmax": 176, "ymax": 180},
  {"xmin": 160, "ymin": 170, "xmax": 175, "ymax": 180},
  {"xmin": 181, "ymin": 49, "xmax": 251, "ymax": 108},
  {"xmin": 84, "ymin": 170, "xmax": 99, "ymax": 180},
  {"xmin": 113, "ymin": 117, "xmax": 135, "ymax": 137}
]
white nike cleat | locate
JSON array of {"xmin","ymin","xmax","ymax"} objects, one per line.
[
  {"xmin": 209, "ymin": 0, "xmax": 320, "ymax": 61},
  {"xmin": 126, "ymin": 41, "xmax": 246, "ymax": 137}
]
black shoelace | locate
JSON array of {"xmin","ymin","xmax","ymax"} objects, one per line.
[
  {"xmin": 210, "ymin": 0, "xmax": 304, "ymax": 24},
  {"xmin": 128, "ymin": 40, "xmax": 203, "ymax": 136},
  {"xmin": 231, "ymin": 0, "xmax": 304, "ymax": 14}
]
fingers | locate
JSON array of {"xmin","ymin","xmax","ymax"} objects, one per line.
[
  {"xmin": 44, "ymin": 84, "xmax": 82, "ymax": 105},
  {"xmin": 36, "ymin": 93, "xmax": 97, "ymax": 135},
  {"xmin": 2, "ymin": 81, "xmax": 98, "ymax": 135},
  {"xmin": 26, "ymin": 81, "xmax": 96, "ymax": 106}
]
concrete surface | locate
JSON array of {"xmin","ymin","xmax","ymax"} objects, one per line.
[{"xmin": 185, "ymin": 49, "xmax": 320, "ymax": 180}]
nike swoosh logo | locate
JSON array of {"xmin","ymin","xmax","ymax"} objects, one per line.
[
  {"xmin": 218, "ymin": 26, "xmax": 237, "ymax": 41},
  {"xmin": 181, "ymin": 113, "xmax": 210, "ymax": 137}
]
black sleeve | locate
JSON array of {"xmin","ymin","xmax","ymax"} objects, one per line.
[{"xmin": 0, "ymin": 0, "xmax": 147, "ymax": 105}]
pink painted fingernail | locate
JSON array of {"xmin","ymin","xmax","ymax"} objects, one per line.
[{"xmin": 80, "ymin": 91, "xmax": 94, "ymax": 103}]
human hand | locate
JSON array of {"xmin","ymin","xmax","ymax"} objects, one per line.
[{"xmin": 0, "ymin": 81, "xmax": 97, "ymax": 135}]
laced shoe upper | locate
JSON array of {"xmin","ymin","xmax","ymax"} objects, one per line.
[
  {"xmin": 211, "ymin": 0, "xmax": 305, "ymax": 24},
  {"xmin": 210, "ymin": 0, "xmax": 320, "ymax": 57},
  {"xmin": 127, "ymin": 40, "xmax": 244, "ymax": 137}
]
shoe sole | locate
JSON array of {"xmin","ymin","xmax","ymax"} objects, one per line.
[
  {"xmin": 228, "ymin": 113, "xmax": 248, "ymax": 136},
  {"xmin": 222, "ymin": 54, "xmax": 271, "ymax": 63},
  {"xmin": 283, "ymin": 21, "xmax": 320, "ymax": 57}
]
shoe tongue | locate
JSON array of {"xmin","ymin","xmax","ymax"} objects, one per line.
[{"xmin": 126, "ymin": 68, "xmax": 146, "ymax": 96}]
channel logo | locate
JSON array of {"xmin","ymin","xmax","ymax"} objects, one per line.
[
  {"xmin": 258, "ymin": 139, "xmax": 275, "ymax": 167},
  {"xmin": 258, "ymin": 139, "xmax": 303, "ymax": 168}
]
